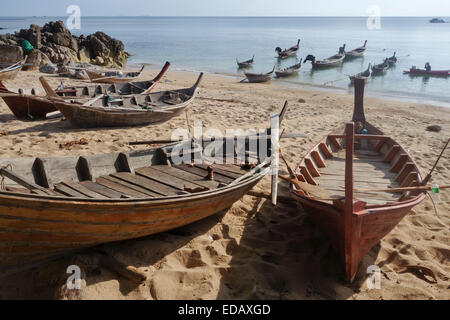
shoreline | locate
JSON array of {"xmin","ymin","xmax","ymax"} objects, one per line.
[{"xmin": 131, "ymin": 61, "xmax": 450, "ymax": 109}]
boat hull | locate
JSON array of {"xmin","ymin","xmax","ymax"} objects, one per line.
[
  {"xmin": 0, "ymin": 177, "xmax": 262, "ymax": 275},
  {"xmin": 312, "ymin": 55, "xmax": 345, "ymax": 69},
  {"xmin": 53, "ymin": 102, "xmax": 187, "ymax": 128},
  {"xmin": 313, "ymin": 60, "xmax": 344, "ymax": 69},
  {"xmin": 0, "ymin": 95, "xmax": 56, "ymax": 119},
  {"xmin": 405, "ymin": 69, "xmax": 449, "ymax": 77},
  {"xmin": 0, "ymin": 58, "xmax": 26, "ymax": 81},
  {"xmin": 292, "ymin": 192, "xmax": 426, "ymax": 281},
  {"xmin": 0, "ymin": 67, "xmax": 21, "ymax": 80},
  {"xmin": 275, "ymin": 70, "xmax": 299, "ymax": 78}
]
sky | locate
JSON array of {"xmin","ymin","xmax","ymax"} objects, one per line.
[{"xmin": 1, "ymin": 0, "xmax": 450, "ymax": 17}]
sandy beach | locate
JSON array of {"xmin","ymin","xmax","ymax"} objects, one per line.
[{"xmin": 0, "ymin": 68, "xmax": 448, "ymax": 300}]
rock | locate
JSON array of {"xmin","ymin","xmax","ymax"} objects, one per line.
[
  {"xmin": 77, "ymin": 46, "xmax": 92, "ymax": 62},
  {"xmin": 93, "ymin": 56, "xmax": 105, "ymax": 66},
  {"xmin": 75, "ymin": 70, "xmax": 89, "ymax": 80},
  {"xmin": 39, "ymin": 62, "xmax": 58, "ymax": 74},
  {"xmin": 0, "ymin": 44, "xmax": 23, "ymax": 64},
  {"xmin": 298, "ymin": 98, "xmax": 306, "ymax": 103},
  {"xmin": 23, "ymin": 49, "xmax": 51, "ymax": 70},
  {"xmin": 90, "ymin": 35, "xmax": 110, "ymax": 58},
  {"xmin": 52, "ymin": 32, "xmax": 71, "ymax": 47},
  {"xmin": 426, "ymin": 125, "xmax": 442, "ymax": 132}
]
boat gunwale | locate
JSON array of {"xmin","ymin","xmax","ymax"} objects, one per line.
[{"xmin": 0, "ymin": 166, "xmax": 269, "ymax": 204}]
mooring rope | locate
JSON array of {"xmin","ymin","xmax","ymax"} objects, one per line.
[{"xmin": 0, "ymin": 164, "xmax": 13, "ymax": 191}]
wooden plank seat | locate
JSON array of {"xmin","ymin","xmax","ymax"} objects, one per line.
[{"xmin": 315, "ymin": 149, "xmax": 403, "ymax": 204}]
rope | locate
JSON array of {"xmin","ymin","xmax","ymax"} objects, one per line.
[
  {"xmin": 26, "ymin": 97, "xmax": 34, "ymax": 120},
  {"xmin": 323, "ymin": 77, "xmax": 346, "ymax": 86},
  {"xmin": 426, "ymin": 192, "xmax": 448, "ymax": 228},
  {"xmin": 0, "ymin": 164, "xmax": 12, "ymax": 191}
]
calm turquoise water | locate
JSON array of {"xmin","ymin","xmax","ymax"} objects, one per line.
[{"xmin": 1, "ymin": 16, "xmax": 450, "ymax": 105}]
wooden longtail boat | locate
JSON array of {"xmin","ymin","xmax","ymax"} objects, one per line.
[
  {"xmin": 0, "ymin": 134, "xmax": 274, "ymax": 276},
  {"xmin": 44, "ymin": 73, "xmax": 203, "ymax": 128},
  {"xmin": 0, "ymin": 63, "xmax": 170, "ymax": 120},
  {"xmin": 236, "ymin": 55, "xmax": 255, "ymax": 68},
  {"xmin": 371, "ymin": 59, "xmax": 390, "ymax": 74},
  {"xmin": 275, "ymin": 61, "xmax": 302, "ymax": 78},
  {"xmin": 304, "ymin": 45, "xmax": 346, "ymax": 69},
  {"xmin": 288, "ymin": 78, "xmax": 427, "ymax": 282},
  {"xmin": 404, "ymin": 68, "xmax": 449, "ymax": 77},
  {"xmin": 349, "ymin": 64, "xmax": 371, "ymax": 84},
  {"xmin": 0, "ymin": 57, "xmax": 27, "ymax": 81},
  {"xmin": 387, "ymin": 52, "xmax": 397, "ymax": 66},
  {"xmin": 86, "ymin": 65, "xmax": 146, "ymax": 83},
  {"xmin": 345, "ymin": 41, "xmax": 368, "ymax": 60},
  {"xmin": 244, "ymin": 66, "xmax": 275, "ymax": 83},
  {"xmin": 276, "ymin": 39, "xmax": 301, "ymax": 59}
]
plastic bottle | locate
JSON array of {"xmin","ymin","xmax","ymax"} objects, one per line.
[
  {"xmin": 431, "ymin": 183, "xmax": 440, "ymax": 204},
  {"xmin": 361, "ymin": 128, "xmax": 369, "ymax": 149}
]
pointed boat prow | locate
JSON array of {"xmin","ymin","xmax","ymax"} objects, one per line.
[
  {"xmin": 288, "ymin": 76, "xmax": 428, "ymax": 282},
  {"xmin": 39, "ymin": 77, "xmax": 62, "ymax": 100}
]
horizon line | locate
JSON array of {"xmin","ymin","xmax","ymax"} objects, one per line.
[{"xmin": 0, "ymin": 15, "xmax": 449, "ymax": 18}]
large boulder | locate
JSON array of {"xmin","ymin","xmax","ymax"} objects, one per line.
[
  {"xmin": 39, "ymin": 62, "xmax": 58, "ymax": 74},
  {"xmin": 23, "ymin": 49, "xmax": 52, "ymax": 70},
  {"xmin": 0, "ymin": 44, "xmax": 23, "ymax": 63}
]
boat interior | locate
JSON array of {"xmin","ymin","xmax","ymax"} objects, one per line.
[
  {"xmin": 294, "ymin": 122, "xmax": 422, "ymax": 206},
  {"xmin": 0, "ymin": 138, "xmax": 271, "ymax": 200},
  {"xmin": 57, "ymin": 81, "xmax": 156, "ymax": 97}
]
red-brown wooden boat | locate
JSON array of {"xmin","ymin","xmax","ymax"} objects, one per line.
[
  {"xmin": 404, "ymin": 68, "xmax": 449, "ymax": 77},
  {"xmin": 287, "ymin": 78, "xmax": 427, "ymax": 281}
]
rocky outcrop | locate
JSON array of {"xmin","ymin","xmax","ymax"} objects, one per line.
[
  {"xmin": 0, "ymin": 20, "xmax": 129, "ymax": 69},
  {"xmin": 0, "ymin": 44, "xmax": 23, "ymax": 64}
]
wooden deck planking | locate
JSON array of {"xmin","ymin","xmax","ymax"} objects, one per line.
[
  {"xmin": 61, "ymin": 181, "xmax": 109, "ymax": 199},
  {"xmin": 54, "ymin": 183, "xmax": 88, "ymax": 198},
  {"xmin": 208, "ymin": 163, "xmax": 249, "ymax": 176},
  {"xmin": 173, "ymin": 165, "xmax": 233, "ymax": 184},
  {"xmin": 315, "ymin": 147, "xmax": 401, "ymax": 204},
  {"xmin": 95, "ymin": 176, "xmax": 152, "ymax": 198},
  {"xmin": 80, "ymin": 180, "xmax": 127, "ymax": 199},
  {"xmin": 135, "ymin": 167, "xmax": 201, "ymax": 190},
  {"xmin": 150, "ymin": 166, "xmax": 220, "ymax": 189},
  {"xmin": 194, "ymin": 164, "xmax": 242, "ymax": 179},
  {"xmin": 111, "ymin": 172, "xmax": 182, "ymax": 196}
]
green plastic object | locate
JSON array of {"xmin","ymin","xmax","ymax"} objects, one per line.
[{"xmin": 21, "ymin": 40, "xmax": 34, "ymax": 53}]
